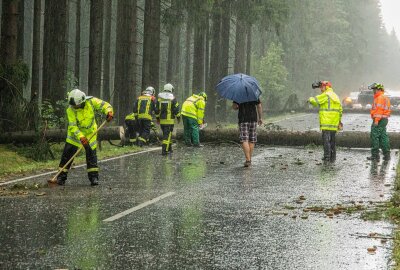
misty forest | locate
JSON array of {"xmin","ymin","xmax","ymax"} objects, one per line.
[{"xmin": 1, "ymin": 0, "xmax": 400, "ymax": 133}]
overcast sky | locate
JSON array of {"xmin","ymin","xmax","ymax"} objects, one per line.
[{"xmin": 380, "ymin": 0, "xmax": 400, "ymax": 36}]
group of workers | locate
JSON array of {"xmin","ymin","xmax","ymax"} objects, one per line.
[
  {"xmin": 56, "ymin": 85, "xmax": 208, "ymax": 186},
  {"xmin": 308, "ymin": 80, "xmax": 390, "ymax": 162},
  {"xmin": 56, "ymin": 80, "xmax": 391, "ymax": 186},
  {"xmin": 124, "ymin": 83, "xmax": 208, "ymax": 153}
]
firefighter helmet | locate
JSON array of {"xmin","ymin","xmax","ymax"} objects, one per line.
[
  {"xmin": 164, "ymin": 83, "xmax": 174, "ymax": 93},
  {"xmin": 68, "ymin": 89, "xmax": 86, "ymax": 106},
  {"xmin": 143, "ymin": 86, "xmax": 155, "ymax": 96}
]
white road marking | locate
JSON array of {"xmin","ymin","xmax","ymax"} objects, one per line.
[
  {"xmin": 0, "ymin": 147, "xmax": 161, "ymax": 186},
  {"xmin": 103, "ymin": 192, "xmax": 175, "ymax": 222}
]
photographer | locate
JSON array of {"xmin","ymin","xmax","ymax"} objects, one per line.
[{"xmin": 308, "ymin": 81, "xmax": 343, "ymax": 162}]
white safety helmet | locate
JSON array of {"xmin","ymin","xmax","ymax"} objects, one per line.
[
  {"xmin": 164, "ymin": 83, "xmax": 174, "ymax": 93},
  {"xmin": 143, "ymin": 86, "xmax": 155, "ymax": 96},
  {"xmin": 68, "ymin": 89, "xmax": 86, "ymax": 106}
]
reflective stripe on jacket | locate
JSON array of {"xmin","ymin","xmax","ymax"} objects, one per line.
[
  {"xmin": 156, "ymin": 92, "xmax": 181, "ymax": 125},
  {"xmin": 308, "ymin": 87, "xmax": 343, "ymax": 131},
  {"xmin": 133, "ymin": 95, "xmax": 158, "ymax": 120},
  {"xmin": 125, "ymin": 112, "xmax": 136, "ymax": 121},
  {"xmin": 181, "ymin": 94, "xmax": 206, "ymax": 124},
  {"xmin": 370, "ymin": 91, "xmax": 391, "ymax": 122},
  {"xmin": 66, "ymin": 97, "xmax": 113, "ymax": 149}
]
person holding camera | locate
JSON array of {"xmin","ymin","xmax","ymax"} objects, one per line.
[{"xmin": 308, "ymin": 81, "xmax": 343, "ymax": 162}]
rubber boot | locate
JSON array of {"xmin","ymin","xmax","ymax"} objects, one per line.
[
  {"xmin": 90, "ymin": 177, "xmax": 99, "ymax": 186},
  {"xmin": 57, "ymin": 175, "xmax": 67, "ymax": 186},
  {"xmin": 162, "ymin": 144, "xmax": 167, "ymax": 156}
]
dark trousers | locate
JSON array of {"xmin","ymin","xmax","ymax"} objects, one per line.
[
  {"xmin": 125, "ymin": 119, "xmax": 138, "ymax": 144},
  {"xmin": 58, "ymin": 142, "xmax": 98, "ymax": 181},
  {"xmin": 137, "ymin": 119, "xmax": 152, "ymax": 146},
  {"xmin": 161, "ymin": 124, "xmax": 174, "ymax": 155},
  {"xmin": 322, "ymin": 130, "xmax": 336, "ymax": 161}
]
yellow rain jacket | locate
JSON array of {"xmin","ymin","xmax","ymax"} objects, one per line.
[
  {"xmin": 66, "ymin": 97, "xmax": 113, "ymax": 149},
  {"xmin": 308, "ymin": 87, "xmax": 342, "ymax": 131},
  {"xmin": 181, "ymin": 94, "xmax": 206, "ymax": 124}
]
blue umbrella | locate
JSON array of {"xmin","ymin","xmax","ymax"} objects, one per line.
[{"xmin": 216, "ymin": 73, "xmax": 262, "ymax": 103}]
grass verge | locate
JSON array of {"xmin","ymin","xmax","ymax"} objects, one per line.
[{"xmin": 0, "ymin": 141, "xmax": 143, "ymax": 181}]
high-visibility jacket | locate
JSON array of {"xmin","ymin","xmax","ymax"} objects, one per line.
[
  {"xmin": 156, "ymin": 92, "xmax": 181, "ymax": 125},
  {"xmin": 125, "ymin": 112, "xmax": 136, "ymax": 121},
  {"xmin": 66, "ymin": 97, "xmax": 113, "ymax": 150},
  {"xmin": 181, "ymin": 94, "xmax": 206, "ymax": 124},
  {"xmin": 308, "ymin": 87, "xmax": 342, "ymax": 131},
  {"xmin": 370, "ymin": 91, "xmax": 391, "ymax": 123},
  {"xmin": 133, "ymin": 95, "xmax": 158, "ymax": 120}
]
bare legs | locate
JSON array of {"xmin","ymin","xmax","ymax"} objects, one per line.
[{"xmin": 242, "ymin": 141, "xmax": 255, "ymax": 162}]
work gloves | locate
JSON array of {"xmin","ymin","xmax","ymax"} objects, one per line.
[
  {"xmin": 106, "ymin": 111, "xmax": 113, "ymax": 122},
  {"xmin": 80, "ymin": 137, "xmax": 89, "ymax": 147}
]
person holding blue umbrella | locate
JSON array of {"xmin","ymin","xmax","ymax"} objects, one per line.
[{"xmin": 216, "ymin": 73, "xmax": 263, "ymax": 167}]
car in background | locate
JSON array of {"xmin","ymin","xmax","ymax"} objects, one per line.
[
  {"xmin": 342, "ymin": 92, "xmax": 360, "ymax": 108},
  {"xmin": 386, "ymin": 90, "xmax": 400, "ymax": 108},
  {"xmin": 358, "ymin": 89, "xmax": 374, "ymax": 107}
]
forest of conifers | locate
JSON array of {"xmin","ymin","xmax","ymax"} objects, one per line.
[{"xmin": 1, "ymin": 0, "xmax": 400, "ymax": 132}]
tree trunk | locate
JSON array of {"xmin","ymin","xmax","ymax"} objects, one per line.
[
  {"xmin": 141, "ymin": 0, "xmax": 160, "ymax": 91},
  {"xmin": 42, "ymin": 0, "xmax": 68, "ymax": 105},
  {"xmin": 1, "ymin": 0, "xmax": 19, "ymax": 65},
  {"xmin": 183, "ymin": 18, "xmax": 192, "ymax": 99},
  {"xmin": 29, "ymin": 0, "xmax": 41, "ymax": 130},
  {"xmin": 234, "ymin": 18, "xmax": 246, "ymax": 73},
  {"xmin": 114, "ymin": 0, "xmax": 136, "ymax": 124},
  {"xmin": 102, "ymin": 0, "xmax": 112, "ymax": 101},
  {"xmin": 88, "ymin": 0, "xmax": 104, "ymax": 97},
  {"xmin": 166, "ymin": 0, "xmax": 177, "ymax": 84},
  {"xmin": 31, "ymin": 0, "xmax": 41, "ymax": 100},
  {"xmin": 192, "ymin": 22, "xmax": 205, "ymax": 91},
  {"xmin": 74, "ymin": 0, "xmax": 81, "ymax": 84},
  {"xmin": 217, "ymin": 0, "xmax": 231, "ymax": 122},
  {"xmin": 16, "ymin": 0, "xmax": 23, "ymax": 60},
  {"xmin": 245, "ymin": 23, "xmax": 252, "ymax": 75},
  {"xmin": 206, "ymin": 3, "xmax": 221, "ymax": 123}
]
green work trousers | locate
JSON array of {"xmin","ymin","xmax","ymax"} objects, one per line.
[
  {"xmin": 370, "ymin": 118, "xmax": 390, "ymax": 158},
  {"xmin": 183, "ymin": 116, "xmax": 200, "ymax": 146}
]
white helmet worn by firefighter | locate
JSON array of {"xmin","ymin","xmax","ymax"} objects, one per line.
[
  {"xmin": 143, "ymin": 86, "xmax": 155, "ymax": 96},
  {"xmin": 164, "ymin": 83, "xmax": 174, "ymax": 93},
  {"xmin": 68, "ymin": 89, "xmax": 86, "ymax": 106}
]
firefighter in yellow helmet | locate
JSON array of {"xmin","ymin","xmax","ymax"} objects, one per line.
[
  {"xmin": 57, "ymin": 89, "xmax": 113, "ymax": 186},
  {"xmin": 156, "ymin": 83, "xmax": 181, "ymax": 155},
  {"xmin": 133, "ymin": 86, "xmax": 159, "ymax": 146},
  {"xmin": 181, "ymin": 91, "xmax": 207, "ymax": 147}
]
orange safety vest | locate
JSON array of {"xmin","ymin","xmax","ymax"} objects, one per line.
[{"xmin": 370, "ymin": 91, "xmax": 391, "ymax": 122}]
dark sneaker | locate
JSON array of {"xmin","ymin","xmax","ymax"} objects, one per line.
[
  {"xmin": 90, "ymin": 177, "xmax": 99, "ymax": 186},
  {"xmin": 383, "ymin": 155, "xmax": 391, "ymax": 161},
  {"xmin": 244, "ymin": 160, "xmax": 251, "ymax": 167}
]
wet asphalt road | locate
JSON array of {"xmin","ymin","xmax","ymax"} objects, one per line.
[
  {"xmin": 0, "ymin": 142, "xmax": 397, "ymax": 269},
  {"xmin": 270, "ymin": 113, "xmax": 400, "ymax": 133}
]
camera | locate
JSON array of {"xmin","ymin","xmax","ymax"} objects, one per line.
[{"xmin": 312, "ymin": 81, "xmax": 321, "ymax": 89}]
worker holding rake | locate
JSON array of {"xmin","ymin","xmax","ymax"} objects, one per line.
[{"xmin": 55, "ymin": 89, "xmax": 113, "ymax": 186}]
